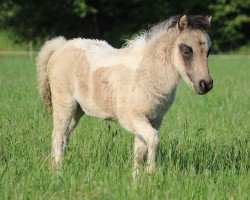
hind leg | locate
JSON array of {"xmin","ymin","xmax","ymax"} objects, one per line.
[
  {"xmin": 68, "ymin": 104, "xmax": 84, "ymax": 133},
  {"xmin": 51, "ymin": 96, "xmax": 77, "ymax": 166},
  {"xmin": 133, "ymin": 136, "xmax": 147, "ymax": 179}
]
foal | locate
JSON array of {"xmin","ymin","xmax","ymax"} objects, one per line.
[{"xmin": 37, "ymin": 15, "xmax": 213, "ymax": 178}]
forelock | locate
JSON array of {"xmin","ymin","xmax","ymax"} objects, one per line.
[{"xmin": 186, "ymin": 15, "xmax": 211, "ymax": 32}]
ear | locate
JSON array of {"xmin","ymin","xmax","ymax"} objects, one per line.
[
  {"xmin": 178, "ymin": 15, "xmax": 188, "ymax": 31},
  {"xmin": 205, "ymin": 15, "xmax": 212, "ymax": 27}
]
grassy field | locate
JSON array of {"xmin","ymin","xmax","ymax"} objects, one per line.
[{"xmin": 0, "ymin": 55, "xmax": 249, "ymax": 199}]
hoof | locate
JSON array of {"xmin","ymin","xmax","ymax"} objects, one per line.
[{"xmin": 132, "ymin": 168, "xmax": 140, "ymax": 179}]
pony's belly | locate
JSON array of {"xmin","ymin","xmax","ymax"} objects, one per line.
[
  {"xmin": 80, "ymin": 100, "xmax": 114, "ymax": 119},
  {"xmin": 74, "ymin": 74, "xmax": 116, "ymax": 120}
]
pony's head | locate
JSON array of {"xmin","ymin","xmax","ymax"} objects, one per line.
[{"xmin": 172, "ymin": 15, "xmax": 213, "ymax": 95}]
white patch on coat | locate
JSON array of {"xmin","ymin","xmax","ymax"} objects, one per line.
[{"xmin": 73, "ymin": 38, "xmax": 145, "ymax": 70}]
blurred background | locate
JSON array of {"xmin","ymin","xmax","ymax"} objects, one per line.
[{"xmin": 0, "ymin": 0, "xmax": 249, "ymax": 53}]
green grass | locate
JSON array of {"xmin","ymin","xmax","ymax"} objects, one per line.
[{"xmin": 0, "ymin": 55, "xmax": 249, "ymax": 199}]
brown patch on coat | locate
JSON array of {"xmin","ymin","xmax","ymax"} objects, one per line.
[
  {"xmin": 93, "ymin": 65, "xmax": 131, "ymax": 117},
  {"xmin": 74, "ymin": 49, "xmax": 90, "ymax": 96},
  {"xmin": 93, "ymin": 67, "xmax": 115, "ymax": 116}
]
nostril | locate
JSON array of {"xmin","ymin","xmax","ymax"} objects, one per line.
[
  {"xmin": 208, "ymin": 78, "xmax": 213, "ymax": 88},
  {"xmin": 210, "ymin": 78, "xmax": 213, "ymax": 85},
  {"xmin": 199, "ymin": 80, "xmax": 206, "ymax": 90},
  {"xmin": 210, "ymin": 78, "xmax": 213, "ymax": 84}
]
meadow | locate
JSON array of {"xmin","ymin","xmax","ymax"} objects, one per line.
[{"xmin": 0, "ymin": 55, "xmax": 249, "ymax": 199}]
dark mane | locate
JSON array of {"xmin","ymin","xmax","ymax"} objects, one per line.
[
  {"xmin": 187, "ymin": 15, "xmax": 211, "ymax": 31},
  {"xmin": 147, "ymin": 15, "xmax": 210, "ymax": 38}
]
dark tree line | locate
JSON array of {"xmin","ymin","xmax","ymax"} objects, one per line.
[{"xmin": 0, "ymin": 0, "xmax": 249, "ymax": 52}]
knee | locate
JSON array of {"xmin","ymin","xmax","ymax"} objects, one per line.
[
  {"xmin": 135, "ymin": 142, "xmax": 147, "ymax": 153},
  {"xmin": 134, "ymin": 147, "xmax": 147, "ymax": 161},
  {"xmin": 134, "ymin": 146, "xmax": 147, "ymax": 163},
  {"xmin": 147, "ymin": 131, "xmax": 159, "ymax": 148}
]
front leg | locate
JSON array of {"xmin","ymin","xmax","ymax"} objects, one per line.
[
  {"xmin": 133, "ymin": 136, "xmax": 147, "ymax": 179},
  {"xmin": 132, "ymin": 116, "xmax": 159, "ymax": 174}
]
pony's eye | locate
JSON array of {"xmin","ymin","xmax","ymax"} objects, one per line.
[
  {"xmin": 183, "ymin": 50, "xmax": 190, "ymax": 55},
  {"xmin": 179, "ymin": 44, "xmax": 193, "ymax": 56}
]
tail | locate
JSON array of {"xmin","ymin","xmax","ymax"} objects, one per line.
[{"xmin": 36, "ymin": 36, "xmax": 67, "ymax": 113}]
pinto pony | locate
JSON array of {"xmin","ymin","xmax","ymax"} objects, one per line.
[{"xmin": 37, "ymin": 15, "xmax": 213, "ymax": 178}]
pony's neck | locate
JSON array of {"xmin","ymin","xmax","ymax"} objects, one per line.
[{"xmin": 135, "ymin": 30, "xmax": 180, "ymax": 95}]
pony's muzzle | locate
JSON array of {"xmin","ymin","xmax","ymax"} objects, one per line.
[{"xmin": 197, "ymin": 78, "xmax": 213, "ymax": 94}]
